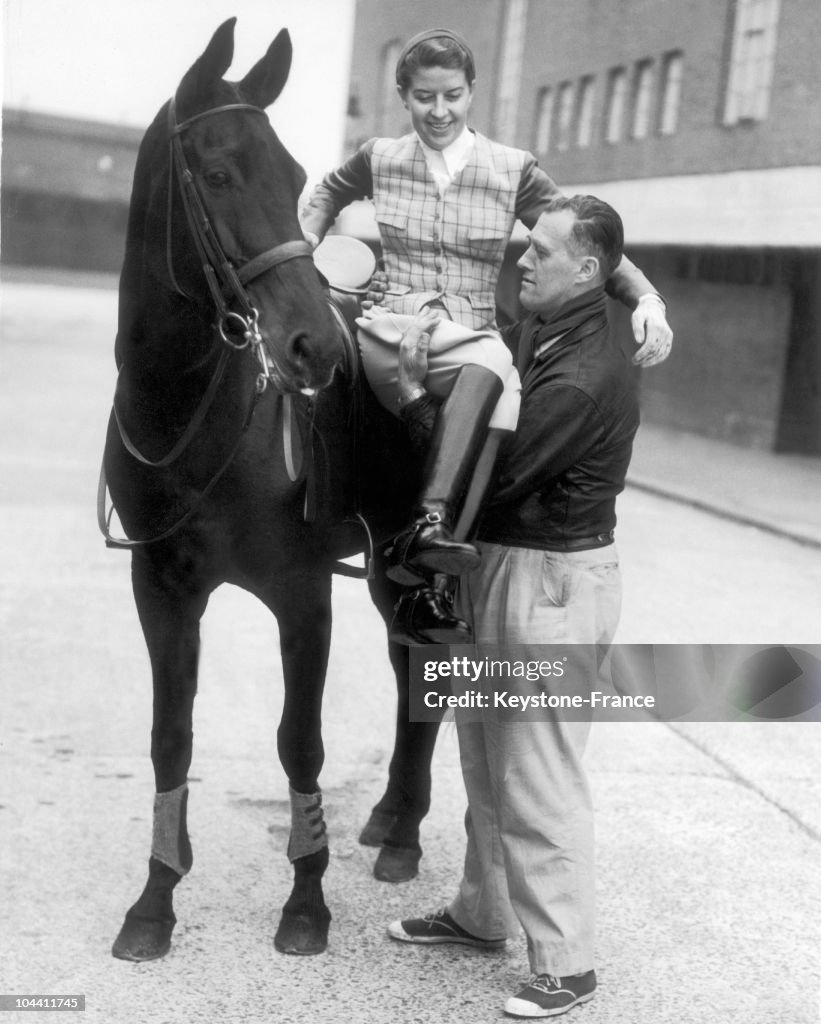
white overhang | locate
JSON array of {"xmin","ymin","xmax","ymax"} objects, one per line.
[{"xmin": 335, "ymin": 166, "xmax": 821, "ymax": 249}]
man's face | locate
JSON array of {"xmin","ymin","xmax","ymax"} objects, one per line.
[{"xmin": 517, "ymin": 209, "xmax": 590, "ymax": 316}]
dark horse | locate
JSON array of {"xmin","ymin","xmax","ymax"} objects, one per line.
[{"xmin": 102, "ymin": 20, "xmax": 439, "ymax": 960}]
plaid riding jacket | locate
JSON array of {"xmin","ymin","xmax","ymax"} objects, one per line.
[{"xmin": 302, "ymin": 131, "xmax": 563, "ymax": 330}]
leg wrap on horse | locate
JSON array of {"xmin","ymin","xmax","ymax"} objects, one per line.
[
  {"xmin": 151, "ymin": 783, "xmax": 193, "ymax": 877},
  {"xmin": 287, "ymin": 787, "xmax": 328, "ymax": 863}
]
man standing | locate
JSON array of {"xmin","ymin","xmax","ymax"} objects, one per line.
[{"xmin": 388, "ymin": 195, "xmax": 643, "ymax": 1018}]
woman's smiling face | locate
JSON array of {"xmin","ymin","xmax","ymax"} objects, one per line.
[{"xmin": 399, "ymin": 66, "xmax": 474, "ymax": 151}]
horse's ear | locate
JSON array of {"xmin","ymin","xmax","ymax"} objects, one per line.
[
  {"xmin": 238, "ymin": 29, "xmax": 293, "ymax": 108},
  {"xmin": 176, "ymin": 18, "xmax": 237, "ymax": 112}
]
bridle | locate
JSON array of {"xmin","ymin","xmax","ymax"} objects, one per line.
[
  {"xmin": 98, "ymin": 95, "xmax": 319, "ymax": 549},
  {"xmin": 165, "ymin": 95, "xmax": 314, "ymax": 392}
]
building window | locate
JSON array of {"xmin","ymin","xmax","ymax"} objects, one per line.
[
  {"xmin": 631, "ymin": 60, "xmax": 654, "ymax": 139},
  {"xmin": 378, "ymin": 39, "xmax": 402, "ymax": 134},
  {"xmin": 534, "ymin": 87, "xmax": 554, "ymax": 154},
  {"xmin": 604, "ymin": 67, "xmax": 627, "ymax": 143},
  {"xmin": 556, "ymin": 81, "xmax": 575, "ymax": 151},
  {"xmin": 724, "ymin": 0, "xmax": 781, "ymax": 123},
  {"xmin": 576, "ymin": 76, "xmax": 596, "ymax": 148},
  {"xmin": 658, "ymin": 51, "xmax": 684, "ymax": 135},
  {"xmin": 494, "ymin": 0, "xmax": 529, "ymax": 144},
  {"xmin": 347, "ymin": 79, "xmax": 362, "ymax": 119}
]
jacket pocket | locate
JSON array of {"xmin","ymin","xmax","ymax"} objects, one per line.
[
  {"xmin": 464, "ymin": 229, "xmax": 506, "ymax": 258},
  {"xmin": 376, "ymin": 209, "xmax": 408, "ymax": 232},
  {"xmin": 376, "ymin": 208, "xmax": 409, "ymax": 258},
  {"xmin": 467, "ymin": 292, "xmax": 497, "ymax": 328}
]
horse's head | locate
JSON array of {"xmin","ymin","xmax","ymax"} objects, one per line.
[{"xmin": 147, "ymin": 19, "xmax": 339, "ymax": 393}]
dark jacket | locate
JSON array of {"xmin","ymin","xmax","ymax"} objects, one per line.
[{"xmin": 402, "ymin": 287, "xmax": 640, "ymax": 550}]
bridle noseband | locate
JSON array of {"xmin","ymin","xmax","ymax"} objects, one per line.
[{"xmin": 166, "ymin": 95, "xmax": 314, "ymax": 392}]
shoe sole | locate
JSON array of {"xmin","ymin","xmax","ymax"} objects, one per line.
[
  {"xmin": 385, "ymin": 562, "xmax": 427, "ymax": 586},
  {"xmin": 408, "ymin": 549, "xmax": 481, "ymax": 577},
  {"xmin": 504, "ymin": 990, "xmax": 595, "ymax": 1018},
  {"xmin": 416, "ymin": 626, "xmax": 473, "ymax": 644},
  {"xmin": 387, "ymin": 921, "xmax": 505, "ymax": 948}
]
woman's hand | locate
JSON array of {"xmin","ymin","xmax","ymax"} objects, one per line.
[{"xmin": 631, "ymin": 296, "xmax": 674, "ymax": 366}]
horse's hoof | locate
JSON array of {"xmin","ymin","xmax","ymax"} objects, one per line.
[
  {"xmin": 373, "ymin": 843, "xmax": 422, "ymax": 883},
  {"xmin": 358, "ymin": 810, "xmax": 397, "ymax": 847},
  {"xmin": 111, "ymin": 911, "xmax": 175, "ymax": 962},
  {"xmin": 274, "ymin": 909, "xmax": 331, "ymax": 956}
]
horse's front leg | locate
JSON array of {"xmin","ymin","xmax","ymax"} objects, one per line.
[
  {"xmin": 266, "ymin": 568, "xmax": 332, "ymax": 955},
  {"xmin": 112, "ymin": 548, "xmax": 209, "ymax": 962}
]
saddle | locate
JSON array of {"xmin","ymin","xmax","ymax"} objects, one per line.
[
  {"xmin": 294, "ymin": 238, "xmax": 382, "ymax": 577},
  {"xmin": 283, "ymin": 236, "xmax": 419, "ymax": 579}
]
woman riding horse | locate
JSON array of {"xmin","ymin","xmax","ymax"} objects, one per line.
[{"xmin": 300, "ymin": 28, "xmax": 672, "ymax": 642}]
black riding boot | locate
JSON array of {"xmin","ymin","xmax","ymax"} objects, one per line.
[
  {"xmin": 389, "ymin": 427, "xmax": 507, "ymax": 644},
  {"xmin": 389, "ymin": 573, "xmax": 473, "ymax": 645},
  {"xmin": 386, "ymin": 365, "xmax": 503, "ymax": 584}
]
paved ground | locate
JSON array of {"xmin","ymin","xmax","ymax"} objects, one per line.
[{"xmin": 1, "ymin": 272, "xmax": 819, "ymax": 1023}]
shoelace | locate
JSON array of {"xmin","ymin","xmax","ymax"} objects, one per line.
[
  {"xmin": 423, "ymin": 908, "xmax": 450, "ymax": 924},
  {"xmin": 530, "ymin": 974, "xmax": 564, "ymax": 994}
]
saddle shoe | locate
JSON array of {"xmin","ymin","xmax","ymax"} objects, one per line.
[
  {"xmin": 387, "ymin": 908, "xmax": 505, "ymax": 948},
  {"xmin": 505, "ymin": 970, "xmax": 597, "ymax": 1018},
  {"xmin": 389, "ymin": 582, "xmax": 473, "ymax": 646}
]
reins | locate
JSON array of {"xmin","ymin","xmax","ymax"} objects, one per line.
[
  {"xmin": 98, "ymin": 94, "xmax": 314, "ymax": 549},
  {"xmin": 165, "ymin": 96, "xmax": 313, "ymax": 391},
  {"xmin": 98, "ymin": 380, "xmax": 267, "ymax": 549}
]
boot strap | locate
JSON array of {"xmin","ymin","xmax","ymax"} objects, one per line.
[{"xmin": 402, "ymin": 510, "xmax": 444, "ymax": 538}]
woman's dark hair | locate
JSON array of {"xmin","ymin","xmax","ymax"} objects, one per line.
[{"xmin": 395, "ymin": 30, "xmax": 476, "ymax": 91}]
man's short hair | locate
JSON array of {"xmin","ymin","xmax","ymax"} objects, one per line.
[{"xmin": 542, "ymin": 194, "xmax": 624, "ymax": 280}]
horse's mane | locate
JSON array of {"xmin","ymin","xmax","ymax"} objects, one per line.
[{"xmin": 114, "ymin": 105, "xmax": 171, "ymax": 368}]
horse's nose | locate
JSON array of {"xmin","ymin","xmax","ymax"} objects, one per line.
[
  {"xmin": 286, "ymin": 329, "xmax": 337, "ymax": 387},
  {"xmin": 286, "ymin": 330, "xmax": 311, "ymax": 366}
]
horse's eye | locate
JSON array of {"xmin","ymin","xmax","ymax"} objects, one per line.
[{"xmin": 204, "ymin": 170, "xmax": 231, "ymax": 188}]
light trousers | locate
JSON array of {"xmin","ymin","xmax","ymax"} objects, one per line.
[
  {"xmin": 354, "ymin": 310, "xmax": 521, "ymax": 430},
  {"xmin": 449, "ymin": 541, "xmax": 622, "ymax": 975}
]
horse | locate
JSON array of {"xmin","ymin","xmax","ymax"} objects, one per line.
[{"xmin": 101, "ymin": 19, "xmax": 440, "ymax": 961}]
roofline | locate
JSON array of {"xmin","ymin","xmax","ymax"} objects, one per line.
[{"xmin": 2, "ymin": 107, "xmax": 146, "ymax": 146}]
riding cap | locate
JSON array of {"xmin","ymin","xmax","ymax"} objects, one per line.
[{"xmin": 394, "ymin": 28, "xmax": 476, "ymax": 85}]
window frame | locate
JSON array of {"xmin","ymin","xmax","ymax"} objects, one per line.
[
  {"xmin": 723, "ymin": 0, "xmax": 782, "ymax": 124},
  {"xmin": 604, "ymin": 66, "xmax": 628, "ymax": 144},
  {"xmin": 576, "ymin": 75, "xmax": 596, "ymax": 149},
  {"xmin": 657, "ymin": 50, "xmax": 684, "ymax": 136},
  {"xmin": 556, "ymin": 80, "xmax": 575, "ymax": 151},
  {"xmin": 631, "ymin": 59, "xmax": 655, "ymax": 140},
  {"xmin": 534, "ymin": 86, "xmax": 555, "ymax": 155}
]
